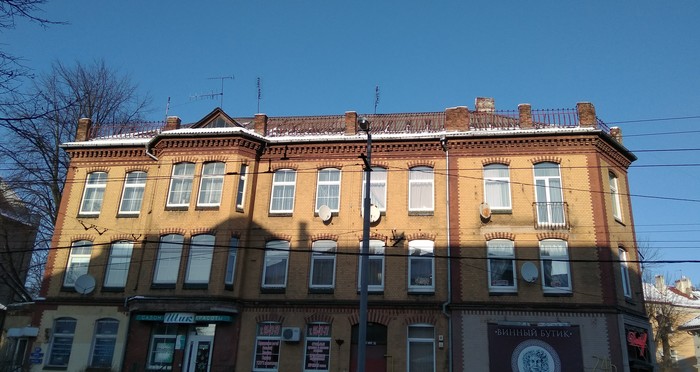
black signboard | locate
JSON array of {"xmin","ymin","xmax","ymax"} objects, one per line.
[{"xmin": 304, "ymin": 340, "xmax": 331, "ymax": 371}]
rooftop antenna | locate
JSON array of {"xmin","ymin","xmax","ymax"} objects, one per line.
[
  {"xmin": 164, "ymin": 96, "xmax": 171, "ymax": 120},
  {"xmin": 257, "ymin": 77, "xmax": 262, "ymax": 113},
  {"xmin": 206, "ymin": 75, "xmax": 234, "ymax": 108},
  {"xmin": 374, "ymin": 85, "xmax": 380, "ymax": 114}
]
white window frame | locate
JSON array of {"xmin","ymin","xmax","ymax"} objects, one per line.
[
  {"xmin": 104, "ymin": 240, "xmax": 134, "ymax": 288},
  {"xmin": 147, "ymin": 324, "xmax": 178, "ymax": 370},
  {"xmin": 315, "ymin": 168, "xmax": 341, "ymax": 212},
  {"xmin": 362, "ymin": 166, "xmax": 387, "ymax": 211},
  {"xmin": 225, "ymin": 237, "xmax": 239, "ymax": 286},
  {"xmin": 262, "ymin": 240, "xmax": 290, "ymax": 288},
  {"xmin": 303, "ymin": 323, "xmax": 332, "ymax": 372},
  {"xmin": 309, "ymin": 240, "xmax": 336, "ymax": 290},
  {"xmin": 609, "ymin": 172, "xmax": 622, "ymax": 221},
  {"xmin": 89, "ymin": 318, "xmax": 119, "ymax": 369},
  {"xmin": 46, "ymin": 317, "xmax": 77, "ymax": 368},
  {"xmin": 487, "ymin": 239, "xmax": 517, "ymax": 293},
  {"xmin": 153, "ymin": 234, "xmax": 183, "ymax": 285},
  {"xmin": 408, "ymin": 166, "xmax": 434, "ymax": 212},
  {"xmin": 408, "ymin": 240, "xmax": 434, "ymax": 293},
  {"xmin": 533, "ymin": 162, "xmax": 565, "ymax": 226},
  {"xmin": 483, "ymin": 164, "xmax": 511, "ymax": 211},
  {"xmin": 270, "ymin": 169, "xmax": 296, "ymax": 213},
  {"xmin": 407, "ymin": 324, "xmax": 435, "ymax": 372},
  {"xmin": 167, "ymin": 162, "xmax": 195, "ymax": 207},
  {"xmin": 539, "ymin": 239, "xmax": 572, "ymax": 293},
  {"xmin": 620, "ymin": 247, "xmax": 632, "ymax": 298},
  {"xmin": 185, "ymin": 234, "xmax": 215, "ymax": 285},
  {"xmin": 64, "ymin": 240, "xmax": 92, "ymax": 287},
  {"xmin": 118, "ymin": 171, "xmax": 147, "ymax": 215},
  {"xmin": 358, "ymin": 240, "xmax": 385, "ymax": 292},
  {"xmin": 253, "ymin": 322, "xmax": 282, "ymax": 371},
  {"xmin": 79, "ymin": 171, "xmax": 108, "ymax": 215},
  {"xmin": 236, "ymin": 164, "xmax": 249, "ymax": 210},
  {"xmin": 197, "ymin": 162, "xmax": 225, "ymax": 207}
]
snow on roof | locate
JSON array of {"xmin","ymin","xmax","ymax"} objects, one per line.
[
  {"xmin": 0, "ymin": 303, "xmax": 6, "ymax": 311},
  {"xmin": 643, "ymin": 282, "xmax": 700, "ymax": 308},
  {"xmin": 680, "ymin": 315, "xmax": 700, "ymax": 331}
]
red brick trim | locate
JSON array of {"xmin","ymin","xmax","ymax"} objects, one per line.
[
  {"xmin": 536, "ymin": 232, "xmax": 569, "ymax": 241},
  {"xmin": 305, "ymin": 313, "xmax": 334, "ymax": 324},
  {"xmin": 406, "ymin": 232, "xmax": 436, "ymax": 241},
  {"xmin": 310, "ymin": 234, "xmax": 339, "ymax": 242},
  {"xmin": 482, "ymin": 157, "xmax": 511, "ymax": 166},
  {"xmin": 484, "ymin": 232, "xmax": 515, "ymax": 241},
  {"xmin": 255, "ymin": 314, "xmax": 285, "ymax": 323},
  {"xmin": 531, "ymin": 156, "xmax": 562, "ymax": 165},
  {"xmin": 404, "ymin": 314, "xmax": 436, "ymax": 325}
]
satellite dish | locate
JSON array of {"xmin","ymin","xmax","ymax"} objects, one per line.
[
  {"xmin": 479, "ymin": 202, "xmax": 492, "ymax": 220},
  {"xmin": 521, "ymin": 262, "xmax": 539, "ymax": 283},
  {"xmin": 74, "ymin": 274, "xmax": 96, "ymax": 295},
  {"xmin": 369, "ymin": 204, "xmax": 381, "ymax": 223},
  {"xmin": 318, "ymin": 205, "xmax": 332, "ymax": 222}
]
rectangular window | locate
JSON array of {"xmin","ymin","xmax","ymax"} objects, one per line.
[
  {"xmin": 104, "ymin": 241, "xmax": 134, "ymax": 288},
  {"xmin": 262, "ymin": 240, "xmax": 290, "ymax": 288},
  {"xmin": 309, "ymin": 240, "xmax": 336, "ymax": 290},
  {"xmin": 270, "ymin": 169, "xmax": 296, "ymax": 213},
  {"xmin": 147, "ymin": 324, "xmax": 177, "ymax": 370},
  {"xmin": 620, "ymin": 248, "xmax": 632, "ymax": 297},
  {"xmin": 304, "ymin": 323, "xmax": 331, "ymax": 372},
  {"xmin": 487, "ymin": 239, "xmax": 516, "ymax": 292},
  {"xmin": 484, "ymin": 164, "xmax": 511, "ymax": 211},
  {"xmin": 64, "ymin": 240, "xmax": 92, "ymax": 287},
  {"xmin": 79, "ymin": 172, "xmax": 108, "ymax": 215},
  {"xmin": 408, "ymin": 240, "xmax": 434, "ymax": 293},
  {"xmin": 119, "ymin": 171, "xmax": 146, "ymax": 214},
  {"xmin": 167, "ymin": 163, "xmax": 195, "ymax": 207},
  {"xmin": 198, "ymin": 162, "xmax": 225, "ymax": 207},
  {"xmin": 610, "ymin": 172, "xmax": 622, "ymax": 221},
  {"xmin": 316, "ymin": 168, "xmax": 341, "ymax": 212},
  {"xmin": 358, "ymin": 240, "xmax": 385, "ymax": 292},
  {"xmin": 407, "ymin": 325, "xmax": 435, "ymax": 372},
  {"xmin": 534, "ymin": 162, "xmax": 565, "ymax": 226},
  {"xmin": 47, "ymin": 318, "xmax": 77, "ymax": 368},
  {"xmin": 153, "ymin": 234, "xmax": 183, "ymax": 285},
  {"xmin": 89, "ymin": 319, "xmax": 119, "ymax": 368},
  {"xmin": 362, "ymin": 166, "xmax": 387, "ymax": 211},
  {"xmin": 236, "ymin": 164, "xmax": 249, "ymax": 210},
  {"xmin": 409, "ymin": 167, "xmax": 434, "ymax": 211},
  {"xmin": 540, "ymin": 239, "xmax": 571, "ymax": 293},
  {"xmin": 253, "ymin": 322, "xmax": 282, "ymax": 371},
  {"xmin": 225, "ymin": 237, "xmax": 239, "ymax": 286},
  {"xmin": 185, "ymin": 234, "xmax": 215, "ymax": 285}
]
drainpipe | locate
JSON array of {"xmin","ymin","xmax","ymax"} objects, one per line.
[
  {"xmin": 145, "ymin": 138, "xmax": 158, "ymax": 161},
  {"xmin": 439, "ymin": 136, "xmax": 453, "ymax": 372}
]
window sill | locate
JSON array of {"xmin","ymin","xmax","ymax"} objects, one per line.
[
  {"xmin": 489, "ymin": 291, "xmax": 518, "ymax": 296},
  {"xmin": 408, "ymin": 211, "xmax": 434, "ymax": 216},
  {"xmin": 116, "ymin": 213, "xmax": 140, "ymax": 218},
  {"xmin": 151, "ymin": 283, "xmax": 176, "ymax": 289},
  {"xmin": 101, "ymin": 287, "xmax": 125, "ymax": 293},
  {"xmin": 183, "ymin": 283, "xmax": 209, "ymax": 290},
  {"xmin": 543, "ymin": 291, "xmax": 573, "ymax": 297},
  {"xmin": 491, "ymin": 209, "xmax": 512, "ymax": 215},
  {"xmin": 195, "ymin": 206, "xmax": 220, "ymax": 211},
  {"xmin": 615, "ymin": 217, "xmax": 626, "ymax": 226},
  {"xmin": 260, "ymin": 287, "xmax": 286, "ymax": 294},
  {"xmin": 42, "ymin": 367, "xmax": 68, "ymax": 371},
  {"xmin": 77, "ymin": 213, "xmax": 100, "ymax": 218},
  {"xmin": 165, "ymin": 206, "xmax": 189, "ymax": 211},
  {"xmin": 60, "ymin": 286, "xmax": 78, "ymax": 292},
  {"xmin": 268, "ymin": 212, "xmax": 293, "ymax": 217},
  {"xmin": 309, "ymin": 287, "xmax": 335, "ymax": 294},
  {"xmin": 408, "ymin": 290, "xmax": 435, "ymax": 295},
  {"xmin": 357, "ymin": 290, "xmax": 384, "ymax": 295}
]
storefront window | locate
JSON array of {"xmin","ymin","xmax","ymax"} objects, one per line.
[
  {"xmin": 304, "ymin": 323, "xmax": 331, "ymax": 371},
  {"xmin": 147, "ymin": 324, "xmax": 178, "ymax": 370},
  {"xmin": 253, "ymin": 322, "xmax": 282, "ymax": 371}
]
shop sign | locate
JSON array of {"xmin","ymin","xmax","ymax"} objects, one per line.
[
  {"xmin": 626, "ymin": 329, "xmax": 649, "ymax": 359},
  {"xmin": 135, "ymin": 314, "xmax": 233, "ymax": 323},
  {"xmin": 164, "ymin": 313, "xmax": 196, "ymax": 323},
  {"xmin": 487, "ymin": 323, "xmax": 583, "ymax": 372},
  {"xmin": 254, "ymin": 339, "xmax": 280, "ymax": 369},
  {"xmin": 305, "ymin": 340, "xmax": 331, "ymax": 370}
]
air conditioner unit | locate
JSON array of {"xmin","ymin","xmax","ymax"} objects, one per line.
[{"xmin": 282, "ymin": 327, "xmax": 301, "ymax": 342}]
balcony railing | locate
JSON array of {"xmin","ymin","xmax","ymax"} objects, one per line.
[{"xmin": 533, "ymin": 202, "xmax": 569, "ymax": 229}]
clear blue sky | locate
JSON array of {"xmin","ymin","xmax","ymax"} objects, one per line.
[{"xmin": 7, "ymin": 0, "xmax": 700, "ymax": 286}]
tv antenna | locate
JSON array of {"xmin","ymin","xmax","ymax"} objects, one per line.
[
  {"xmin": 374, "ymin": 85, "xmax": 380, "ymax": 114},
  {"xmin": 190, "ymin": 76, "xmax": 234, "ymax": 108},
  {"xmin": 209, "ymin": 75, "xmax": 234, "ymax": 107}
]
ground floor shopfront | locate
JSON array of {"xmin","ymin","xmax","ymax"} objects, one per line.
[{"xmin": 455, "ymin": 309, "xmax": 656, "ymax": 372}]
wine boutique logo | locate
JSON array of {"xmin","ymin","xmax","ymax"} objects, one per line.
[{"xmin": 511, "ymin": 339, "xmax": 561, "ymax": 372}]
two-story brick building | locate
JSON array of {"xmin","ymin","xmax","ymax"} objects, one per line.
[{"xmin": 21, "ymin": 98, "xmax": 653, "ymax": 371}]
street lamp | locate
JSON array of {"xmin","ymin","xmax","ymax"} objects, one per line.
[{"xmin": 357, "ymin": 116, "xmax": 371, "ymax": 372}]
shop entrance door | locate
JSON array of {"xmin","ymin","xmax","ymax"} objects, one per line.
[
  {"xmin": 349, "ymin": 323, "xmax": 387, "ymax": 372},
  {"xmin": 183, "ymin": 335, "xmax": 214, "ymax": 372}
]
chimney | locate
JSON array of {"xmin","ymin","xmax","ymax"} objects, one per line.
[
  {"xmin": 345, "ymin": 111, "xmax": 358, "ymax": 136},
  {"xmin": 475, "ymin": 97, "xmax": 495, "ymax": 113},
  {"xmin": 76, "ymin": 118, "xmax": 92, "ymax": 142},
  {"xmin": 254, "ymin": 114, "xmax": 268, "ymax": 136},
  {"xmin": 609, "ymin": 127, "xmax": 623, "ymax": 144},
  {"xmin": 164, "ymin": 116, "xmax": 181, "ymax": 131},
  {"xmin": 655, "ymin": 275, "xmax": 666, "ymax": 292},
  {"xmin": 445, "ymin": 106, "xmax": 469, "ymax": 132},
  {"xmin": 576, "ymin": 102, "xmax": 596, "ymax": 128},
  {"xmin": 518, "ymin": 104, "xmax": 533, "ymax": 129},
  {"xmin": 675, "ymin": 276, "xmax": 693, "ymax": 296}
]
